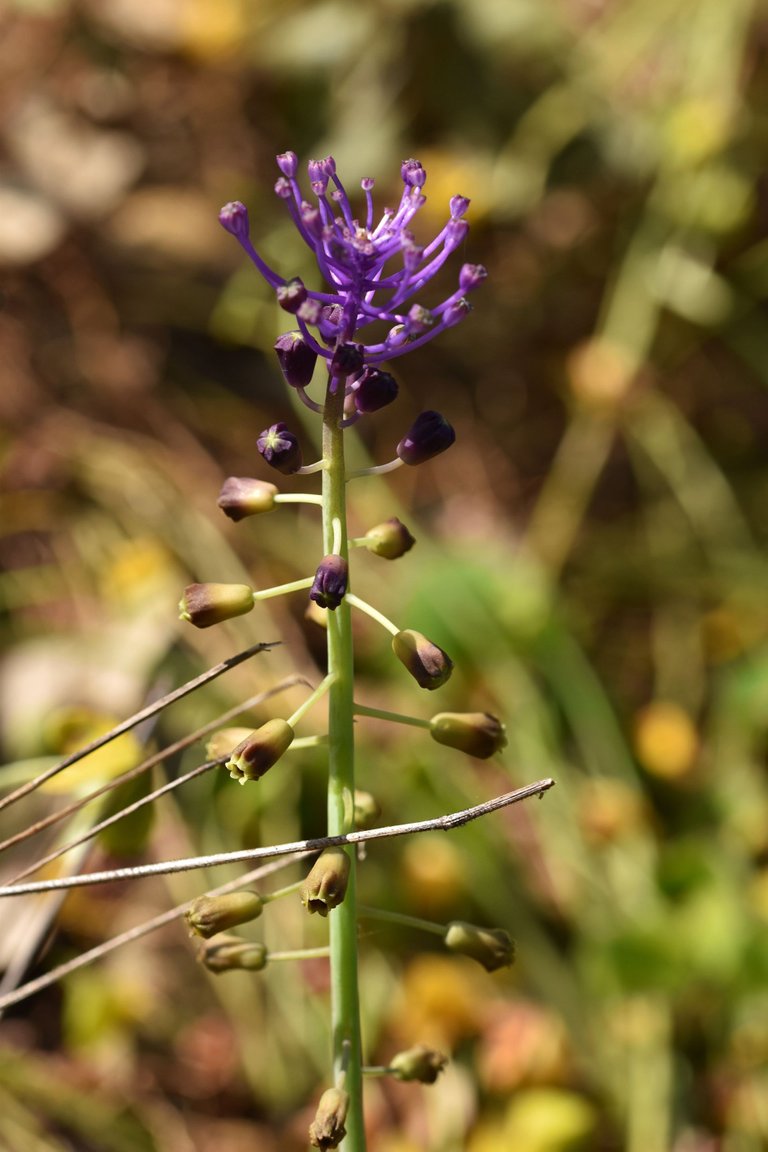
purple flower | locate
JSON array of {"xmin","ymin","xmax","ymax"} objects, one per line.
[
  {"xmin": 257, "ymin": 422, "xmax": 303, "ymax": 474},
  {"xmin": 219, "ymin": 154, "xmax": 485, "ymax": 383}
]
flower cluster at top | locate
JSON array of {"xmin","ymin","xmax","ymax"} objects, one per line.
[{"xmin": 218, "ymin": 153, "xmax": 486, "ymax": 462}]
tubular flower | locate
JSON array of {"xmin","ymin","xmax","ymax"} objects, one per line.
[
  {"xmin": 226, "ymin": 718, "xmax": 295, "ymax": 784},
  {"xmin": 389, "ymin": 1045, "xmax": 448, "ymax": 1084},
  {"xmin": 309, "ymin": 1087, "xmax": 350, "ymax": 1149},
  {"xmin": 444, "ymin": 921, "xmax": 516, "ymax": 972},
  {"xmin": 186, "ymin": 891, "xmax": 264, "ymax": 939},
  {"xmin": 217, "ymin": 477, "xmax": 278, "ymax": 520},
  {"xmin": 219, "ymin": 154, "xmax": 485, "ymax": 424},
  {"xmin": 179, "ymin": 583, "xmax": 254, "ymax": 628},
  {"xmin": 300, "ymin": 847, "xmax": 351, "ymax": 916},
  {"xmin": 392, "ymin": 629, "xmax": 453, "ymax": 690},
  {"xmin": 429, "ymin": 712, "xmax": 507, "ymax": 758}
]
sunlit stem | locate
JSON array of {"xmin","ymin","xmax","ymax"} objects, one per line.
[
  {"xmin": 269, "ymin": 946, "xmax": 331, "ymax": 962},
  {"xmin": 253, "ymin": 577, "xmax": 314, "ymax": 601},
  {"xmin": 322, "ymin": 378, "xmax": 366, "ymax": 1151},
  {"xmin": 353, "ymin": 704, "xmax": 429, "ymax": 730},
  {"xmin": 347, "ymin": 458, "xmax": 404, "ymax": 480},
  {"xmin": 358, "ymin": 905, "xmax": 446, "ymax": 936},
  {"xmin": 274, "ymin": 493, "xmax": 324, "ymax": 507},
  {"xmin": 346, "ymin": 593, "xmax": 399, "ymax": 636},
  {"xmin": 287, "ymin": 674, "xmax": 336, "ymax": 728}
]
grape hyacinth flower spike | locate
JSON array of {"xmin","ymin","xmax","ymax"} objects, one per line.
[{"xmin": 175, "ymin": 151, "xmax": 520, "ymax": 1152}]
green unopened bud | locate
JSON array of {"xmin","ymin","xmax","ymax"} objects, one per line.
[
  {"xmin": 430, "ymin": 712, "xmax": 507, "ymax": 759},
  {"xmin": 364, "ymin": 517, "xmax": 416, "ymax": 560},
  {"xmin": 186, "ymin": 891, "xmax": 264, "ymax": 939},
  {"xmin": 392, "ymin": 629, "xmax": 453, "ymax": 690},
  {"xmin": 445, "ymin": 921, "xmax": 516, "ymax": 972},
  {"xmin": 218, "ymin": 477, "xmax": 278, "ymax": 521},
  {"xmin": 178, "ymin": 582, "xmax": 254, "ymax": 628},
  {"xmin": 308, "ymin": 1087, "xmax": 349, "ymax": 1149},
  {"xmin": 205, "ymin": 727, "xmax": 253, "ymax": 760},
  {"xmin": 300, "ymin": 847, "xmax": 350, "ymax": 916},
  {"xmin": 199, "ymin": 935, "xmax": 268, "ymax": 973},
  {"xmin": 354, "ymin": 790, "xmax": 381, "ymax": 830},
  {"xmin": 226, "ymin": 718, "xmax": 294, "ymax": 784},
  {"xmin": 389, "ymin": 1044, "xmax": 448, "ymax": 1084}
]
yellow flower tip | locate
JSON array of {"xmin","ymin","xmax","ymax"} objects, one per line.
[
  {"xmin": 429, "ymin": 712, "xmax": 507, "ymax": 758},
  {"xmin": 300, "ymin": 848, "xmax": 351, "ymax": 917},
  {"xmin": 225, "ymin": 718, "xmax": 295, "ymax": 783},
  {"xmin": 178, "ymin": 582, "xmax": 254, "ymax": 628}
]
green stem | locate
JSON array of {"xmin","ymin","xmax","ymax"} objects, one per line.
[
  {"xmin": 323, "ymin": 383, "xmax": 366, "ymax": 1149},
  {"xmin": 353, "ymin": 704, "xmax": 429, "ymax": 730},
  {"xmin": 358, "ymin": 905, "xmax": 446, "ymax": 936}
]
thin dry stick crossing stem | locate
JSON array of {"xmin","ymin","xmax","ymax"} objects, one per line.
[
  {"xmin": 0, "ymin": 677, "xmax": 307, "ymax": 862},
  {"xmin": 0, "ymin": 854, "xmax": 312, "ymax": 1015},
  {"xmin": 0, "ymin": 642, "xmax": 279, "ymax": 815},
  {"xmin": 0, "ymin": 779, "xmax": 555, "ymax": 898}
]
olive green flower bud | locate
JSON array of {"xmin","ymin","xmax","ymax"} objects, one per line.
[
  {"xmin": 392, "ymin": 629, "xmax": 453, "ymax": 690},
  {"xmin": 226, "ymin": 718, "xmax": 294, "ymax": 784},
  {"xmin": 429, "ymin": 712, "xmax": 507, "ymax": 759},
  {"xmin": 217, "ymin": 477, "xmax": 278, "ymax": 521},
  {"xmin": 444, "ymin": 921, "xmax": 516, "ymax": 972},
  {"xmin": 364, "ymin": 517, "xmax": 416, "ymax": 560},
  {"xmin": 300, "ymin": 847, "xmax": 350, "ymax": 917},
  {"xmin": 178, "ymin": 582, "xmax": 254, "ymax": 629},
  {"xmin": 389, "ymin": 1044, "xmax": 448, "ymax": 1084},
  {"xmin": 199, "ymin": 935, "xmax": 268, "ymax": 973},
  {"xmin": 353, "ymin": 790, "xmax": 381, "ymax": 830},
  {"xmin": 186, "ymin": 891, "xmax": 264, "ymax": 939},
  {"xmin": 308, "ymin": 1087, "xmax": 349, "ymax": 1149}
]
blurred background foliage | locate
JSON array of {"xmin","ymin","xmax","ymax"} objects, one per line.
[{"xmin": 2, "ymin": 0, "xmax": 768, "ymax": 1148}]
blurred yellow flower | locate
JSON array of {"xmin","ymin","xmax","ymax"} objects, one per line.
[{"xmin": 633, "ymin": 701, "xmax": 698, "ymax": 780}]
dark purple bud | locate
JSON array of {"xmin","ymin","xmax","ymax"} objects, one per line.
[
  {"xmin": 274, "ymin": 331, "xmax": 317, "ymax": 388},
  {"xmin": 351, "ymin": 367, "xmax": 398, "ymax": 414},
  {"xmin": 276, "ymin": 277, "xmax": 308, "ymax": 314},
  {"xmin": 218, "ymin": 201, "xmax": 250, "ymax": 242},
  {"xmin": 396, "ymin": 411, "xmax": 455, "ymax": 465},
  {"xmin": 257, "ymin": 422, "xmax": 303, "ymax": 474},
  {"xmin": 459, "ymin": 263, "xmax": 488, "ymax": 291},
  {"xmin": 443, "ymin": 297, "xmax": 472, "ymax": 327},
  {"xmin": 218, "ymin": 477, "xmax": 278, "ymax": 520},
  {"xmin": 401, "ymin": 159, "xmax": 427, "ymax": 188},
  {"xmin": 310, "ymin": 555, "xmax": 349, "ymax": 611},
  {"xmin": 406, "ymin": 304, "xmax": 435, "ymax": 335},
  {"xmin": 331, "ymin": 342, "xmax": 364, "ymax": 379},
  {"xmin": 276, "ymin": 150, "xmax": 298, "ymax": 178},
  {"xmin": 450, "ymin": 194, "xmax": 471, "ymax": 218}
]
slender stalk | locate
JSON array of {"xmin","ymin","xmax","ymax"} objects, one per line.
[{"xmin": 323, "ymin": 382, "xmax": 366, "ymax": 1148}]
